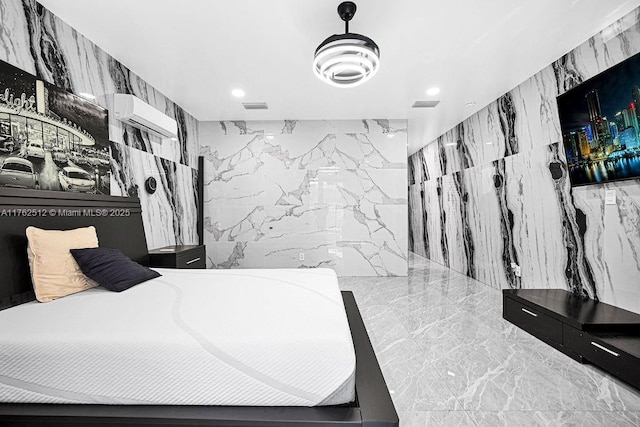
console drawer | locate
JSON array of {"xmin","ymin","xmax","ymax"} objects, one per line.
[
  {"xmin": 502, "ymin": 289, "xmax": 640, "ymax": 391},
  {"xmin": 564, "ymin": 327, "xmax": 640, "ymax": 386},
  {"xmin": 504, "ymin": 297, "xmax": 562, "ymax": 343}
]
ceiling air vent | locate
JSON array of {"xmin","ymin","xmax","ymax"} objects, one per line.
[
  {"xmin": 242, "ymin": 102, "xmax": 269, "ymax": 110},
  {"xmin": 412, "ymin": 100, "xmax": 440, "ymax": 108}
]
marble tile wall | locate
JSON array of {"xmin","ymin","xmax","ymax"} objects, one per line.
[
  {"xmin": 409, "ymin": 8, "xmax": 640, "ymax": 314},
  {"xmin": 110, "ymin": 142, "xmax": 199, "ymax": 249},
  {"xmin": 199, "ymin": 119, "xmax": 408, "ymax": 276},
  {"xmin": 0, "ymin": 0, "xmax": 200, "ymax": 248}
]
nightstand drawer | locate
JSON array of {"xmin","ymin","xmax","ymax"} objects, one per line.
[
  {"xmin": 148, "ymin": 245, "xmax": 206, "ymax": 269},
  {"xmin": 176, "ymin": 249, "xmax": 206, "ymax": 269},
  {"xmin": 504, "ymin": 297, "xmax": 562, "ymax": 343}
]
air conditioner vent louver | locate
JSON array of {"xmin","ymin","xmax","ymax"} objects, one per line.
[
  {"xmin": 412, "ymin": 100, "xmax": 440, "ymax": 108},
  {"xmin": 242, "ymin": 102, "xmax": 269, "ymax": 110}
]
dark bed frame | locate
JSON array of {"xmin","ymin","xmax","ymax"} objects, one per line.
[{"xmin": 0, "ymin": 187, "xmax": 398, "ymax": 427}]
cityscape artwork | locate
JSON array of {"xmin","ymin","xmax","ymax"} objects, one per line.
[
  {"xmin": 558, "ymin": 52, "xmax": 640, "ymax": 186},
  {"xmin": 0, "ymin": 59, "xmax": 110, "ymax": 194}
]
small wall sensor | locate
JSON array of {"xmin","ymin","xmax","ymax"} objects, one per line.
[{"xmin": 145, "ymin": 177, "xmax": 157, "ymax": 194}]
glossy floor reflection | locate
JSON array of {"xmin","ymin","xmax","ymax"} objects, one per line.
[{"xmin": 339, "ymin": 253, "xmax": 640, "ymax": 427}]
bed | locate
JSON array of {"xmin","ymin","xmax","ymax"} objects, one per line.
[{"xmin": 0, "ymin": 187, "xmax": 399, "ymax": 426}]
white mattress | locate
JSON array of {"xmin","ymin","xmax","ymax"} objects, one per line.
[{"xmin": 0, "ymin": 268, "xmax": 356, "ymax": 406}]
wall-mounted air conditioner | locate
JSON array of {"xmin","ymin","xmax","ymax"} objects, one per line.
[{"xmin": 113, "ymin": 94, "xmax": 178, "ymax": 140}]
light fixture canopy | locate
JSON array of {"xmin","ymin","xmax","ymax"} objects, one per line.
[{"xmin": 313, "ymin": 1, "xmax": 380, "ymax": 88}]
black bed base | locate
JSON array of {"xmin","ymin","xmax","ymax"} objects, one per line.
[{"xmin": 0, "ymin": 291, "xmax": 398, "ymax": 427}]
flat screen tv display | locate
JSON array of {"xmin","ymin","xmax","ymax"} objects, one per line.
[{"xmin": 557, "ymin": 52, "xmax": 640, "ymax": 187}]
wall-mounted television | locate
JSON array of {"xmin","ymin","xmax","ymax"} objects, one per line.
[{"xmin": 557, "ymin": 52, "xmax": 640, "ymax": 187}]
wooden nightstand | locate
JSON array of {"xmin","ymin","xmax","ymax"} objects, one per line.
[{"xmin": 148, "ymin": 245, "xmax": 206, "ymax": 269}]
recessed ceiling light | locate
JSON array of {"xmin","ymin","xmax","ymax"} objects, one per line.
[
  {"xmin": 426, "ymin": 87, "xmax": 440, "ymax": 96},
  {"xmin": 231, "ymin": 89, "xmax": 245, "ymax": 98},
  {"xmin": 265, "ymin": 134, "xmax": 275, "ymax": 140},
  {"xmin": 79, "ymin": 92, "xmax": 96, "ymax": 100},
  {"xmin": 445, "ymin": 142, "xmax": 457, "ymax": 147},
  {"xmin": 387, "ymin": 133, "xmax": 395, "ymax": 138},
  {"xmin": 465, "ymin": 101, "xmax": 476, "ymax": 107},
  {"xmin": 486, "ymin": 141, "xmax": 493, "ymax": 145}
]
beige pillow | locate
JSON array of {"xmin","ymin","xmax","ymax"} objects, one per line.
[{"xmin": 26, "ymin": 226, "xmax": 99, "ymax": 302}]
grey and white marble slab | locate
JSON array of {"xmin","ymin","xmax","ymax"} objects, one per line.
[
  {"xmin": 111, "ymin": 142, "xmax": 198, "ymax": 249},
  {"xmin": 201, "ymin": 119, "xmax": 408, "ymax": 276}
]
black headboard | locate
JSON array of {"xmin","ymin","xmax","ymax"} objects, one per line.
[{"xmin": 0, "ymin": 188, "xmax": 149, "ymax": 310}]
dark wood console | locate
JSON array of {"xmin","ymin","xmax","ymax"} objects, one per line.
[{"xmin": 503, "ymin": 289, "xmax": 640, "ymax": 389}]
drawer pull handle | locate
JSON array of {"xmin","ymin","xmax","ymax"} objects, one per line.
[
  {"xmin": 590, "ymin": 342, "xmax": 619, "ymax": 357},
  {"xmin": 186, "ymin": 257, "xmax": 201, "ymax": 265},
  {"xmin": 521, "ymin": 308, "xmax": 538, "ymax": 317}
]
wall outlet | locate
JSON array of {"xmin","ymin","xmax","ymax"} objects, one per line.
[
  {"xmin": 605, "ymin": 189, "xmax": 616, "ymax": 205},
  {"xmin": 299, "ymin": 252, "xmax": 304, "ymax": 261},
  {"xmin": 515, "ymin": 265, "xmax": 521, "ymax": 277}
]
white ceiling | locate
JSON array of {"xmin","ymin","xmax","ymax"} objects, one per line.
[{"xmin": 37, "ymin": 0, "xmax": 640, "ymax": 154}]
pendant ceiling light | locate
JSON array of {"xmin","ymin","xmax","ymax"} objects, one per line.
[{"xmin": 313, "ymin": 1, "xmax": 380, "ymax": 88}]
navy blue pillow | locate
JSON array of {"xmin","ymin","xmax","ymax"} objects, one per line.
[{"xmin": 70, "ymin": 247, "xmax": 161, "ymax": 292}]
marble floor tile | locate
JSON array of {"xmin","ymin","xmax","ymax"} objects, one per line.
[
  {"xmin": 466, "ymin": 410, "xmax": 640, "ymax": 427},
  {"xmin": 359, "ymin": 304, "xmax": 412, "ymax": 349},
  {"xmin": 397, "ymin": 410, "xmax": 476, "ymax": 426},
  {"xmin": 376, "ymin": 339, "xmax": 442, "ymax": 389},
  {"xmin": 399, "ymin": 307, "xmax": 503, "ymax": 341},
  {"xmin": 416, "ymin": 337, "xmax": 549, "ymax": 375},
  {"xmin": 440, "ymin": 339, "xmax": 640, "ymax": 411},
  {"xmin": 440, "ymin": 355, "xmax": 625, "ymax": 411},
  {"xmin": 476, "ymin": 312, "xmax": 535, "ymax": 339},
  {"xmin": 389, "ymin": 374, "xmax": 461, "ymax": 411},
  {"xmin": 387, "ymin": 286, "xmax": 452, "ymax": 317},
  {"xmin": 340, "ymin": 252, "xmax": 640, "ymax": 425}
]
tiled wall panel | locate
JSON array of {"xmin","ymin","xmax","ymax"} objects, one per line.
[
  {"xmin": 409, "ymin": 9, "xmax": 640, "ymax": 313},
  {"xmin": 0, "ymin": 0, "xmax": 200, "ymax": 248},
  {"xmin": 201, "ymin": 120, "xmax": 408, "ymax": 276}
]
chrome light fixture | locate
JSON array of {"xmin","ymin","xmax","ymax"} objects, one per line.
[{"xmin": 313, "ymin": 1, "xmax": 380, "ymax": 88}]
